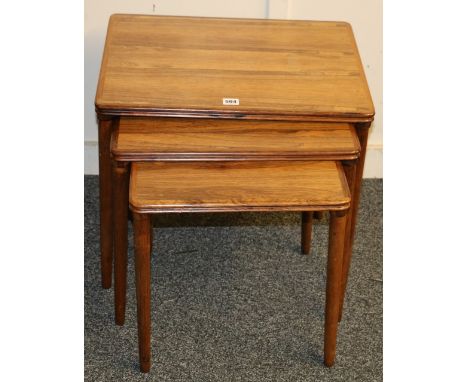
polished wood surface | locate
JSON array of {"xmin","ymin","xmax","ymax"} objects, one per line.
[
  {"xmin": 129, "ymin": 160, "xmax": 350, "ymax": 371},
  {"xmin": 96, "ymin": 14, "xmax": 374, "ymax": 121},
  {"xmin": 129, "ymin": 161, "xmax": 350, "ymax": 213},
  {"xmin": 94, "ymin": 14, "xmax": 374, "ymax": 370},
  {"xmin": 314, "ymin": 211, "xmax": 325, "ymax": 220},
  {"xmin": 113, "ymin": 161, "xmax": 129, "ymax": 326},
  {"xmin": 339, "ymin": 160, "xmax": 357, "ymax": 321},
  {"xmin": 301, "ymin": 212, "xmax": 313, "ymax": 255},
  {"xmin": 133, "ymin": 213, "xmax": 152, "ymax": 373},
  {"xmin": 98, "ymin": 118, "xmax": 114, "ymax": 289},
  {"xmin": 324, "ymin": 211, "xmax": 347, "ymax": 367},
  {"xmin": 339, "ymin": 123, "xmax": 370, "ymax": 319},
  {"xmin": 112, "ymin": 118, "xmax": 360, "ymax": 161},
  {"xmin": 111, "ymin": 117, "xmax": 359, "ymax": 323}
]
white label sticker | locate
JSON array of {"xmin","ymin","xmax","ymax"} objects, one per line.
[{"xmin": 223, "ymin": 98, "xmax": 240, "ymax": 106}]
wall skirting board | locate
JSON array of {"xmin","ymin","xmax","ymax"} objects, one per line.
[{"xmin": 84, "ymin": 141, "xmax": 382, "ymax": 178}]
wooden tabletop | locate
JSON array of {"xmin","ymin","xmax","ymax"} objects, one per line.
[
  {"xmin": 129, "ymin": 161, "xmax": 351, "ymax": 213},
  {"xmin": 96, "ymin": 14, "xmax": 374, "ymax": 122},
  {"xmin": 112, "ymin": 118, "xmax": 360, "ymax": 161}
]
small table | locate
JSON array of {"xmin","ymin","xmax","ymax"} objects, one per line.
[
  {"xmin": 95, "ymin": 14, "xmax": 374, "ymax": 312},
  {"xmin": 129, "ymin": 160, "xmax": 351, "ymax": 371}
]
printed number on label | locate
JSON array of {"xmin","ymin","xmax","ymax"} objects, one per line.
[{"xmin": 223, "ymin": 98, "xmax": 240, "ymax": 105}]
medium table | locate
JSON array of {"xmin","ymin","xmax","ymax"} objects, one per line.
[
  {"xmin": 111, "ymin": 117, "xmax": 361, "ymax": 326},
  {"xmin": 95, "ymin": 14, "xmax": 374, "ymax": 316}
]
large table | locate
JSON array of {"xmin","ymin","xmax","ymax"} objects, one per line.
[{"xmin": 95, "ymin": 14, "xmax": 374, "ymax": 308}]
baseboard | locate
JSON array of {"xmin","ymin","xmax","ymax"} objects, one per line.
[{"xmin": 84, "ymin": 141, "xmax": 383, "ymax": 178}]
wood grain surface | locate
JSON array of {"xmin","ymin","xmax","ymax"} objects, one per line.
[
  {"xmin": 129, "ymin": 161, "xmax": 350, "ymax": 213},
  {"xmin": 112, "ymin": 118, "xmax": 360, "ymax": 161},
  {"xmin": 133, "ymin": 213, "xmax": 152, "ymax": 373},
  {"xmin": 97, "ymin": 118, "xmax": 114, "ymax": 289},
  {"xmin": 112, "ymin": 161, "xmax": 129, "ymax": 326},
  {"xmin": 301, "ymin": 211, "xmax": 313, "ymax": 255},
  {"xmin": 324, "ymin": 211, "xmax": 347, "ymax": 367},
  {"xmin": 96, "ymin": 14, "xmax": 374, "ymax": 121}
]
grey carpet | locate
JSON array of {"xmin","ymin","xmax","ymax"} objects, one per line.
[{"xmin": 85, "ymin": 176, "xmax": 382, "ymax": 382}]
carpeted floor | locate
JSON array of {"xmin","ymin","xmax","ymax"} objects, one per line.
[{"xmin": 85, "ymin": 176, "xmax": 382, "ymax": 382}]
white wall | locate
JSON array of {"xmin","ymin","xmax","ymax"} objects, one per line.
[
  {"xmin": 285, "ymin": 0, "xmax": 383, "ymax": 177},
  {"xmin": 85, "ymin": 0, "xmax": 382, "ymax": 177}
]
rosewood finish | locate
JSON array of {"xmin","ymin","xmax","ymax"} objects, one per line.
[
  {"xmin": 112, "ymin": 161, "xmax": 129, "ymax": 325},
  {"xmin": 129, "ymin": 160, "xmax": 351, "ymax": 372},
  {"xmin": 96, "ymin": 14, "xmax": 374, "ymax": 289},
  {"xmin": 112, "ymin": 118, "xmax": 360, "ymax": 161},
  {"xmin": 301, "ymin": 211, "xmax": 313, "ymax": 254},
  {"xmin": 98, "ymin": 117, "xmax": 114, "ymax": 289},
  {"xmin": 96, "ymin": 15, "xmax": 373, "ymax": 121},
  {"xmin": 94, "ymin": 14, "xmax": 375, "ymax": 369},
  {"xmin": 130, "ymin": 161, "xmax": 350, "ymax": 213},
  {"xmin": 111, "ymin": 120, "xmax": 360, "ymax": 326},
  {"xmin": 339, "ymin": 123, "xmax": 370, "ymax": 320}
]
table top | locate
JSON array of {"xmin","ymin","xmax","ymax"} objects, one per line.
[
  {"xmin": 112, "ymin": 118, "xmax": 360, "ymax": 161},
  {"xmin": 129, "ymin": 161, "xmax": 351, "ymax": 213},
  {"xmin": 96, "ymin": 14, "xmax": 374, "ymax": 122}
]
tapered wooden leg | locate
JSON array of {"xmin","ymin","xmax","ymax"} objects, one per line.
[
  {"xmin": 338, "ymin": 161, "xmax": 357, "ymax": 321},
  {"xmin": 324, "ymin": 210, "xmax": 347, "ymax": 367},
  {"xmin": 301, "ymin": 212, "xmax": 313, "ymax": 254},
  {"xmin": 133, "ymin": 212, "xmax": 152, "ymax": 373},
  {"xmin": 113, "ymin": 161, "xmax": 129, "ymax": 325},
  {"xmin": 150, "ymin": 217, "xmax": 154, "ymax": 254},
  {"xmin": 98, "ymin": 117, "xmax": 114, "ymax": 289},
  {"xmin": 347, "ymin": 124, "xmax": 370, "ymax": 253},
  {"xmin": 338, "ymin": 124, "xmax": 370, "ymax": 319},
  {"xmin": 314, "ymin": 211, "xmax": 325, "ymax": 220}
]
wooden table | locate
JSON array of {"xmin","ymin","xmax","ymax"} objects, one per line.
[
  {"xmin": 111, "ymin": 117, "xmax": 361, "ymax": 327},
  {"xmin": 129, "ymin": 160, "xmax": 352, "ymax": 371},
  {"xmin": 95, "ymin": 14, "xmax": 374, "ymax": 312}
]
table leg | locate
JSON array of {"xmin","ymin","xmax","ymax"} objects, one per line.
[
  {"xmin": 133, "ymin": 212, "xmax": 152, "ymax": 373},
  {"xmin": 324, "ymin": 210, "xmax": 347, "ymax": 367},
  {"xmin": 301, "ymin": 211, "xmax": 313, "ymax": 254},
  {"xmin": 338, "ymin": 160, "xmax": 357, "ymax": 321},
  {"xmin": 339, "ymin": 123, "xmax": 371, "ymax": 320},
  {"xmin": 150, "ymin": 218, "xmax": 154, "ymax": 254},
  {"xmin": 113, "ymin": 161, "xmax": 129, "ymax": 325},
  {"xmin": 314, "ymin": 211, "xmax": 325, "ymax": 220},
  {"xmin": 98, "ymin": 117, "xmax": 114, "ymax": 289}
]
